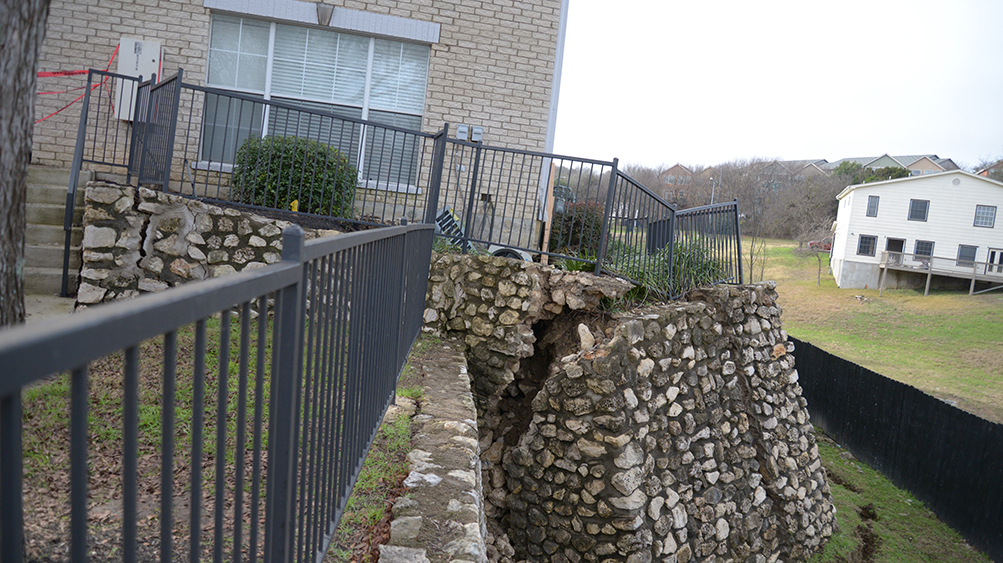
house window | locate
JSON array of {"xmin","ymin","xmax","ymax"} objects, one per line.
[
  {"xmin": 957, "ymin": 245, "xmax": 978, "ymax": 267},
  {"xmin": 857, "ymin": 235, "xmax": 877, "ymax": 256},
  {"xmin": 914, "ymin": 240, "xmax": 934, "ymax": 258},
  {"xmin": 908, "ymin": 199, "xmax": 929, "ymax": 221},
  {"xmin": 204, "ymin": 14, "xmax": 430, "ymax": 178},
  {"xmin": 866, "ymin": 195, "xmax": 879, "ymax": 217},
  {"xmin": 974, "ymin": 205, "xmax": 997, "ymax": 228}
]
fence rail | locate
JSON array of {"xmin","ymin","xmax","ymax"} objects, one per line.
[
  {"xmin": 61, "ymin": 68, "xmax": 743, "ymax": 299},
  {"xmin": 1, "ymin": 223, "xmax": 433, "ymax": 563},
  {"xmin": 792, "ymin": 337, "xmax": 1003, "ymax": 562}
]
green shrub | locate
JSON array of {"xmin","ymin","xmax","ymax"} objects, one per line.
[
  {"xmin": 549, "ymin": 200, "xmax": 606, "ymax": 255},
  {"xmin": 232, "ymin": 135, "xmax": 357, "ymax": 218},
  {"xmin": 607, "ymin": 240, "xmax": 727, "ymax": 299}
]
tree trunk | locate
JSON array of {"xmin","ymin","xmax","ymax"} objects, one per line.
[{"xmin": 0, "ymin": 0, "xmax": 51, "ymax": 327}]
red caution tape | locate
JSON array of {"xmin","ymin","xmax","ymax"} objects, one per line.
[
  {"xmin": 37, "ymin": 69, "xmax": 89, "ymax": 77},
  {"xmin": 34, "ymin": 44, "xmax": 122, "ymax": 123}
]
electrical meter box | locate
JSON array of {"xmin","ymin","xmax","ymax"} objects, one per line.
[{"xmin": 114, "ymin": 37, "xmax": 162, "ymax": 120}]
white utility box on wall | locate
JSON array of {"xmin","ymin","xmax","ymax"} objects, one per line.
[{"xmin": 114, "ymin": 37, "xmax": 162, "ymax": 120}]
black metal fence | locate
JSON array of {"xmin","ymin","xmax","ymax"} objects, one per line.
[
  {"xmin": 673, "ymin": 201, "xmax": 743, "ymax": 296},
  {"xmin": 61, "ymin": 69, "xmax": 744, "ymax": 298},
  {"xmin": 133, "ymin": 69, "xmax": 183, "ymax": 188},
  {"xmin": 62, "ymin": 69, "xmax": 147, "ymax": 296},
  {"xmin": 792, "ymin": 337, "xmax": 1003, "ymax": 562},
  {"xmin": 0, "ymin": 223, "xmax": 433, "ymax": 563}
]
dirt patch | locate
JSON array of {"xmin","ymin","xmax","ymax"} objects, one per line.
[
  {"xmin": 858, "ymin": 503, "xmax": 879, "ymax": 521},
  {"xmin": 831, "ymin": 524, "xmax": 883, "ymax": 563},
  {"xmin": 825, "ymin": 469, "xmax": 861, "ymax": 493}
]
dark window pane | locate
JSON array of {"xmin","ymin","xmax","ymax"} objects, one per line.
[
  {"xmin": 857, "ymin": 235, "xmax": 876, "ymax": 256},
  {"xmin": 957, "ymin": 244, "xmax": 977, "ymax": 266},
  {"xmin": 908, "ymin": 199, "xmax": 929, "ymax": 221},
  {"xmin": 866, "ymin": 195, "xmax": 879, "ymax": 217}
]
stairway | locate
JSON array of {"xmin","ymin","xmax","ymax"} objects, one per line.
[{"xmin": 25, "ymin": 166, "xmax": 91, "ymax": 296}]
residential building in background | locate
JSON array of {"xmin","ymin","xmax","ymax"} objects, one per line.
[{"xmin": 829, "ymin": 170, "xmax": 1003, "ymax": 290}]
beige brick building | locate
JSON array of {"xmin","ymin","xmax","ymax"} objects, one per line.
[{"xmin": 32, "ymin": 0, "xmax": 565, "ymax": 169}]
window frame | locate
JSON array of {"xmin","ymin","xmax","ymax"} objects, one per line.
[
  {"xmin": 856, "ymin": 234, "xmax": 877, "ymax": 257},
  {"xmin": 914, "ymin": 240, "xmax": 935, "ymax": 258},
  {"xmin": 957, "ymin": 244, "xmax": 978, "ymax": 267},
  {"xmin": 866, "ymin": 195, "xmax": 879, "ymax": 217},
  {"xmin": 908, "ymin": 199, "xmax": 929, "ymax": 221},
  {"xmin": 974, "ymin": 205, "xmax": 997, "ymax": 228},
  {"xmin": 203, "ymin": 13, "xmax": 431, "ymax": 172}
]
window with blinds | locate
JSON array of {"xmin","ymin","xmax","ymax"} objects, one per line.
[{"xmin": 203, "ymin": 13, "xmax": 430, "ymax": 187}]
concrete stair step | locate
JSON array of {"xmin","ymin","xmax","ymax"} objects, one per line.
[
  {"xmin": 26, "ymin": 244, "xmax": 81, "ymax": 270},
  {"xmin": 24, "ymin": 266, "xmax": 78, "ymax": 296},
  {"xmin": 27, "ymin": 166, "xmax": 94, "ymax": 188},
  {"xmin": 26, "ymin": 183, "xmax": 86, "ymax": 206},
  {"xmin": 27, "ymin": 202, "xmax": 84, "ymax": 227},
  {"xmin": 27, "ymin": 224, "xmax": 82, "ymax": 247}
]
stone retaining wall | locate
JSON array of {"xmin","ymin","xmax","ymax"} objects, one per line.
[
  {"xmin": 76, "ymin": 181, "xmax": 338, "ymax": 306},
  {"xmin": 422, "ymin": 254, "xmax": 835, "ymax": 563}
]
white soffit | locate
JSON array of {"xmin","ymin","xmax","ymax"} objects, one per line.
[{"xmin": 204, "ymin": 0, "xmax": 440, "ymax": 43}]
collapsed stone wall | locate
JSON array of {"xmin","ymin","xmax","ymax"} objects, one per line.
[
  {"xmin": 424, "ymin": 254, "xmax": 835, "ymax": 563},
  {"xmin": 76, "ymin": 182, "xmax": 339, "ymax": 306}
]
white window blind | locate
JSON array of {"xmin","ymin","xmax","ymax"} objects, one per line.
[
  {"xmin": 207, "ymin": 15, "xmax": 429, "ymax": 116},
  {"xmin": 370, "ymin": 39, "xmax": 428, "ymax": 114},
  {"xmin": 271, "ymin": 25, "xmax": 369, "ymax": 105},
  {"xmin": 204, "ymin": 13, "xmax": 431, "ymax": 179},
  {"xmin": 207, "ymin": 15, "xmax": 269, "ymax": 92}
]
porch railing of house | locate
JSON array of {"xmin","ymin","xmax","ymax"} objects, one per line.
[
  {"xmin": 878, "ymin": 250, "xmax": 1003, "ymax": 296},
  {"xmin": 1, "ymin": 222, "xmax": 434, "ymax": 563},
  {"xmin": 60, "ymin": 69, "xmax": 744, "ymax": 299}
]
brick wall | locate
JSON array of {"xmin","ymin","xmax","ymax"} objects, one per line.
[{"xmin": 32, "ymin": 0, "xmax": 561, "ymax": 169}]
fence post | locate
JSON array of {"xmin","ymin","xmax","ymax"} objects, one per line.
[
  {"xmin": 265, "ymin": 224, "xmax": 305, "ymax": 563},
  {"xmin": 0, "ymin": 393, "xmax": 24, "ymax": 563},
  {"xmin": 462, "ymin": 141, "xmax": 483, "ymax": 254},
  {"xmin": 733, "ymin": 199, "xmax": 744, "ymax": 284},
  {"xmin": 423, "ymin": 123, "xmax": 449, "ymax": 225},
  {"xmin": 161, "ymin": 68, "xmax": 184, "ymax": 192},
  {"xmin": 594, "ymin": 158, "xmax": 619, "ymax": 276},
  {"xmin": 61, "ymin": 71, "xmax": 95, "ymax": 297}
]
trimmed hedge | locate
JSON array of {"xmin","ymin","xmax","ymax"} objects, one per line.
[{"xmin": 232, "ymin": 135, "xmax": 357, "ymax": 218}]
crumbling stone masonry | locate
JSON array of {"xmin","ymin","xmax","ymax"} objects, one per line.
[
  {"xmin": 424, "ymin": 254, "xmax": 835, "ymax": 563},
  {"xmin": 76, "ymin": 181, "xmax": 339, "ymax": 306}
]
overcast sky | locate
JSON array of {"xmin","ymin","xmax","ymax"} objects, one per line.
[{"xmin": 552, "ymin": 0, "xmax": 1003, "ymax": 171}]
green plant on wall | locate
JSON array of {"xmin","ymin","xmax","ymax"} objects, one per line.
[{"xmin": 232, "ymin": 135, "xmax": 358, "ymax": 218}]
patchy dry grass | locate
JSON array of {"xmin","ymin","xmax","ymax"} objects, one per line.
[{"xmin": 765, "ymin": 240, "xmax": 1003, "ymax": 423}]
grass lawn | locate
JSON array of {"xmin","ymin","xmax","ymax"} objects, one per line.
[{"xmin": 762, "ymin": 239, "xmax": 1003, "ymax": 423}]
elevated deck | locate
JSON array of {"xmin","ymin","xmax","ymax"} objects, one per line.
[{"xmin": 879, "ymin": 251, "xmax": 1003, "ymax": 296}]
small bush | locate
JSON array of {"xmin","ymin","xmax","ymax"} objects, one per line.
[
  {"xmin": 549, "ymin": 200, "xmax": 606, "ymax": 255},
  {"xmin": 232, "ymin": 135, "xmax": 357, "ymax": 218}
]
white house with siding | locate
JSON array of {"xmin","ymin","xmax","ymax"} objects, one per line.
[{"xmin": 830, "ymin": 170, "xmax": 1003, "ymax": 290}]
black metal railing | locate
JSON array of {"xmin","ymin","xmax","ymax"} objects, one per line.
[
  {"xmin": 60, "ymin": 68, "xmax": 743, "ymax": 299},
  {"xmin": 1, "ymin": 223, "xmax": 433, "ymax": 563},
  {"xmin": 61, "ymin": 69, "xmax": 147, "ymax": 297},
  {"xmin": 172, "ymin": 84, "xmax": 440, "ymax": 230},
  {"xmin": 672, "ymin": 201, "xmax": 744, "ymax": 296},
  {"xmin": 134, "ymin": 69, "xmax": 183, "ymax": 188}
]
